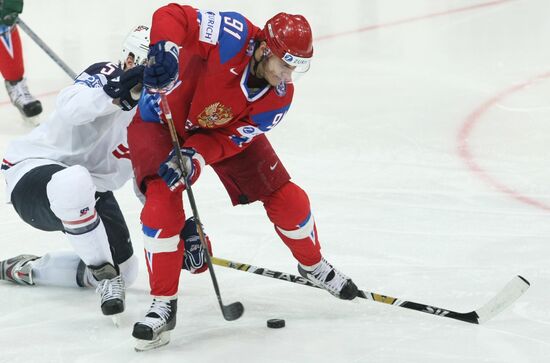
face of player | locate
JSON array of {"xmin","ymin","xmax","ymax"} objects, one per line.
[
  {"xmin": 123, "ymin": 52, "xmax": 137, "ymax": 70},
  {"xmin": 262, "ymin": 55, "xmax": 296, "ymax": 86}
]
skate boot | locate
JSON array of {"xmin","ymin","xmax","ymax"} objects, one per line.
[
  {"xmin": 5, "ymin": 78, "xmax": 42, "ymax": 118},
  {"xmin": 298, "ymin": 257, "xmax": 359, "ymax": 300},
  {"xmin": 90, "ymin": 262, "xmax": 125, "ymax": 316},
  {"xmin": 133, "ymin": 298, "xmax": 178, "ymax": 352},
  {"xmin": 0, "ymin": 254, "xmax": 39, "ymax": 285}
]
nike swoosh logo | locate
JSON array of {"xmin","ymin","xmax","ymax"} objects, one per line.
[
  {"xmin": 270, "ymin": 162, "xmax": 279, "ymax": 171},
  {"xmin": 230, "ymin": 67, "xmax": 238, "ymax": 75}
]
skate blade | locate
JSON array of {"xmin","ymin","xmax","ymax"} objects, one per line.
[
  {"xmin": 134, "ymin": 331, "xmax": 171, "ymax": 352},
  {"xmin": 111, "ymin": 315, "xmax": 121, "ymax": 327},
  {"xmin": 22, "ymin": 115, "xmax": 40, "ymax": 126}
]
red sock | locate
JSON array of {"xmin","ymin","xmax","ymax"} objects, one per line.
[
  {"xmin": 262, "ymin": 182, "xmax": 322, "ymax": 266},
  {"xmin": 141, "ymin": 178, "xmax": 186, "ymax": 297},
  {"xmin": 0, "ymin": 26, "xmax": 24, "ymax": 81}
]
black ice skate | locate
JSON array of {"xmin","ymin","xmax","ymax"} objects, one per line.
[
  {"xmin": 298, "ymin": 258, "xmax": 358, "ymax": 300},
  {"xmin": 5, "ymin": 78, "xmax": 42, "ymax": 118},
  {"xmin": 90, "ymin": 262, "xmax": 125, "ymax": 316},
  {"xmin": 133, "ymin": 298, "xmax": 178, "ymax": 352},
  {"xmin": 0, "ymin": 254, "xmax": 39, "ymax": 285}
]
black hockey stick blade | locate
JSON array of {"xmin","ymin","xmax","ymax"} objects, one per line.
[{"xmin": 222, "ymin": 301, "xmax": 245, "ymax": 321}]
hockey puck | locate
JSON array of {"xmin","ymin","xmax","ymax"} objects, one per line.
[{"xmin": 267, "ymin": 318, "xmax": 285, "ymax": 329}]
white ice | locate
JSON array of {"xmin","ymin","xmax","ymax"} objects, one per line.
[{"xmin": 1, "ymin": 0, "xmax": 549, "ymax": 362}]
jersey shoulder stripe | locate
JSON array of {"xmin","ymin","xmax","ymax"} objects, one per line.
[
  {"xmin": 197, "ymin": 10, "xmax": 250, "ymax": 64},
  {"xmin": 218, "ymin": 12, "xmax": 249, "ymax": 64},
  {"xmin": 74, "ymin": 62, "xmax": 123, "ymax": 88}
]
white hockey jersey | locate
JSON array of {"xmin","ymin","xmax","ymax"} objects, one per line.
[{"xmin": 2, "ymin": 62, "xmax": 135, "ymax": 199}]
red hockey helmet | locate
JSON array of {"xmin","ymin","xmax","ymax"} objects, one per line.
[{"xmin": 260, "ymin": 13, "xmax": 313, "ymax": 73}]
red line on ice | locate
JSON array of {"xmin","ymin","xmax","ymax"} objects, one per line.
[
  {"xmin": 315, "ymin": 0, "xmax": 516, "ymax": 41},
  {"xmin": 457, "ymin": 71, "xmax": 550, "ymax": 212},
  {"xmin": 1, "ymin": 1, "xmax": 514, "ymax": 104}
]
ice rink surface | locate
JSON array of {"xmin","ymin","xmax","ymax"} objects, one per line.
[{"xmin": 1, "ymin": 0, "xmax": 549, "ymax": 362}]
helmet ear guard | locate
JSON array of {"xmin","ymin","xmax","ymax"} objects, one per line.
[{"xmin": 120, "ymin": 25, "xmax": 151, "ymax": 69}]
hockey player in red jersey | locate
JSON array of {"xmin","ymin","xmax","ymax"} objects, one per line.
[
  {"xmin": 0, "ymin": 0, "xmax": 42, "ymax": 120},
  {"xmin": 128, "ymin": 4, "xmax": 358, "ymax": 349}
]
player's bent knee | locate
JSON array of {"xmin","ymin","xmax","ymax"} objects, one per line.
[
  {"xmin": 141, "ymin": 178, "xmax": 185, "ymax": 234},
  {"xmin": 46, "ymin": 165, "xmax": 97, "ymax": 222},
  {"xmin": 263, "ymin": 182, "xmax": 311, "ymax": 230}
]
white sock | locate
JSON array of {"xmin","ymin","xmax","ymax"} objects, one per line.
[
  {"xmin": 67, "ymin": 219, "xmax": 114, "ymax": 267},
  {"xmin": 31, "ymin": 251, "xmax": 81, "ymax": 287}
]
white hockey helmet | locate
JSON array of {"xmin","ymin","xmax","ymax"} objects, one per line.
[{"xmin": 120, "ymin": 25, "xmax": 150, "ymax": 69}]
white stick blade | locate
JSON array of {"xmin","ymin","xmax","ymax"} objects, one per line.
[{"xmin": 475, "ymin": 275, "xmax": 530, "ymax": 324}]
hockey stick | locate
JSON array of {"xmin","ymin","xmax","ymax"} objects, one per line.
[
  {"xmin": 16, "ymin": 18, "xmax": 77, "ymax": 79},
  {"xmin": 211, "ymin": 256, "xmax": 529, "ymax": 324},
  {"xmin": 158, "ymin": 94, "xmax": 244, "ymax": 321}
]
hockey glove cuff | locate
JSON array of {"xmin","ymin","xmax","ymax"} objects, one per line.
[
  {"xmin": 138, "ymin": 91, "xmax": 162, "ymax": 123},
  {"xmin": 144, "ymin": 40, "xmax": 179, "ymax": 92},
  {"xmin": 181, "ymin": 217, "xmax": 212, "ymax": 274}
]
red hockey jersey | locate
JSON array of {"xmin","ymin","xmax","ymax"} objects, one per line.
[{"xmin": 146, "ymin": 4, "xmax": 294, "ymax": 165}]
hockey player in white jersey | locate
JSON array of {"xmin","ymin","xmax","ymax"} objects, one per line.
[{"xmin": 0, "ymin": 25, "xmax": 149, "ymax": 319}]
